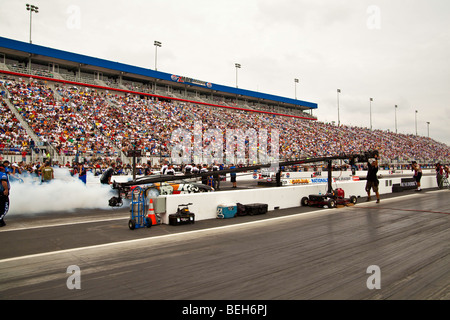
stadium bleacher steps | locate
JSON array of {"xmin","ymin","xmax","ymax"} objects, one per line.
[
  {"xmin": 118, "ymin": 83, "xmax": 129, "ymax": 90},
  {"xmin": 145, "ymin": 100, "xmax": 167, "ymax": 118},
  {"xmin": 51, "ymin": 72, "xmax": 66, "ymax": 81},
  {"xmin": 48, "ymin": 83, "xmax": 63, "ymax": 102},
  {"xmin": 0, "ymin": 62, "xmax": 10, "ymax": 72},
  {"xmin": 94, "ymin": 79, "xmax": 108, "ymax": 87}
]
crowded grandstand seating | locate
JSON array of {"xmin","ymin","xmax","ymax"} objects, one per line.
[
  {"xmin": 3, "ymin": 80, "xmax": 118, "ymax": 158},
  {"xmin": 0, "ymin": 94, "xmax": 32, "ymax": 155},
  {"xmin": 1, "ymin": 77, "xmax": 449, "ymax": 166}
]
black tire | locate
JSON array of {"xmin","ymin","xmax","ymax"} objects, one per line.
[
  {"xmin": 350, "ymin": 196, "xmax": 357, "ymax": 204},
  {"xmin": 327, "ymin": 199, "xmax": 336, "ymax": 208},
  {"xmin": 145, "ymin": 217, "xmax": 152, "ymax": 228},
  {"xmin": 128, "ymin": 219, "xmax": 136, "ymax": 230},
  {"xmin": 301, "ymin": 197, "xmax": 309, "ymax": 206}
]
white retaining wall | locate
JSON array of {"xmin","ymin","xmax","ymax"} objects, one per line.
[{"xmin": 159, "ymin": 175, "xmax": 437, "ymax": 224}]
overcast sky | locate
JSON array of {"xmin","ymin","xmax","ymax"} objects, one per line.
[{"xmin": 1, "ymin": 0, "xmax": 449, "ymax": 145}]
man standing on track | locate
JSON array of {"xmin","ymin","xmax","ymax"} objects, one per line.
[
  {"xmin": 412, "ymin": 161, "xmax": 422, "ymax": 192},
  {"xmin": 365, "ymin": 154, "xmax": 380, "ymax": 203},
  {"xmin": 435, "ymin": 162, "xmax": 444, "ymax": 189}
]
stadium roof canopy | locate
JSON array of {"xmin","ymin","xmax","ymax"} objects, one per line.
[{"xmin": 0, "ymin": 36, "xmax": 317, "ymax": 116}]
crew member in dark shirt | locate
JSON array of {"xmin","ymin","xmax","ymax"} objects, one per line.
[
  {"xmin": 365, "ymin": 154, "xmax": 380, "ymax": 203},
  {"xmin": 100, "ymin": 163, "xmax": 116, "ymax": 185}
]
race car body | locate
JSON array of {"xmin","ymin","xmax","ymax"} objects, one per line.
[
  {"xmin": 126, "ymin": 176, "xmax": 213, "ymax": 197},
  {"xmin": 147, "ymin": 181, "xmax": 213, "ymax": 195}
]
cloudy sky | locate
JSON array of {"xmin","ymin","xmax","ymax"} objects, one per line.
[{"xmin": 1, "ymin": 0, "xmax": 449, "ymax": 145}]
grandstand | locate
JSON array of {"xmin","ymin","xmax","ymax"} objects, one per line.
[{"xmin": 0, "ymin": 36, "xmax": 449, "ymax": 168}]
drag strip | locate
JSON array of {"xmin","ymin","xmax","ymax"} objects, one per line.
[{"xmin": 0, "ymin": 189, "xmax": 448, "ymax": 300}]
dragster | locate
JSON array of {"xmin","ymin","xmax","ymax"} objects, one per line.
[
  {"xmin": 108, "ymin": 164, "xmax": 269, "ymax": 207},
  {"xmin": 108, "ymin": 150, "xmax": 379, "ymax": 209}
]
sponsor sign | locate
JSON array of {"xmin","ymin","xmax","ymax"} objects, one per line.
[
  {"xmin": 392, "ymin": 177, "xmax": 417, "ymax": 192},
  {"xmin": 335, "ymin": 176, "xmax": 352, "ymax": 181},
  {"xmin": 400, "ymin": 178, "xmax": 417, "ymax": 188},
  {"xmin": 291, "ymin": 179, "xmax": 311, "ymax": 185},
  {"xmin": 282, "ymin": 178, "xmax": 332, "ymax": 185},
  {"xmin": 283, "ymin": 176, "xmax": 362, "ymax": 186},
  {"xmin": 311, "ymin": 178, "xmax": 329, "ymax": 184},
  {"xmin": 171, "ymin": 74, "xmax": 211, "ymax": 88}
]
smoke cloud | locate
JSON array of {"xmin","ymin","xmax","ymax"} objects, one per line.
[{"xmin": 8, "ymin": 168, "xmax": 119, "ymax": 215}]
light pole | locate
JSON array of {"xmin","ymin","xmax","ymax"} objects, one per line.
[
  {"xmin": 395, "ymin": 105, "xmax": 398, "ymax": 134},
  {"xmin": 154, "ymin": 41, "xmax": 162, "ymax": 71},
  {"xmin": 426, "ymin": 121, "xmax": 430, "ymax": 138},
  {"xmin": 415, "ymin": 110, "xmax": 418, "ymax": 136},
  {"xmin": 235, "ymin": 63, "xmax": 241, "ymax": 88},
  {"xmin": 369, "ymin": 98, "xmax": 373, "ymax": 131},
  {"xmin": 294, "ymin": 78, "xmax": 299, "ymax": 100},
  {"xmin": 337, "ymin": 89, "xmax": 341, "ymax": 126},
  {"xmin": 26, "ymin": 4, "xmax": 39, "ymax": 44}
]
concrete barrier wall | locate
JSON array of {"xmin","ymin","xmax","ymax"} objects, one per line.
[{"xmin": 160, "ymin": 175, "xmax": 437, "ymax": 224}]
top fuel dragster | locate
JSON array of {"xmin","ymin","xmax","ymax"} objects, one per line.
[{"xmin": 108, "ymin": 150, "xmax": 379, "ymax": 209}]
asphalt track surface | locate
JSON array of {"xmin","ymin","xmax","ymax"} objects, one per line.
[{"xmin": 0, "ymin": 184, "xmax": 448, "ymax": 301}]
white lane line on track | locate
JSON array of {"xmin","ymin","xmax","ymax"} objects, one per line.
[
  {"xmin": 0, "ymin": 190, "xmax": 442, "ymax": 263},
  {"xmin": 0, "ymin": 216, "xmax": 129, "ymax": 232},
  {"xmin": 0, "ymin": 207, "xmax": 330, "ymax": 264}
]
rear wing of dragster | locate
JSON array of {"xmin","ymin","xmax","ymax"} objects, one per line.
[{"xmin": 107, "ymin": 150, "xmax": 378, "ymax": 207}]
